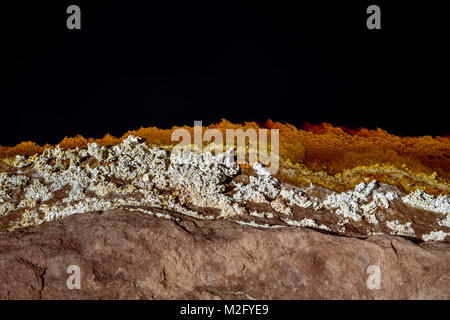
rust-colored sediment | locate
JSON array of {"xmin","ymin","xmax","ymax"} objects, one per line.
[{"xmin": 1, "ymin": 119, "xmax": 449, "ymax": 194}]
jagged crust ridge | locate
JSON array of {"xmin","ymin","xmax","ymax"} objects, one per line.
[
  {"xmin": 0, "ymin": 136, "xmax": 449, "ymax": 241},
  {"xmin": 1, "ymin": 120, "xmax": 449, "ymax": 195}
]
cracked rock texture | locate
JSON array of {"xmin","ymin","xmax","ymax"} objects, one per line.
[{"xmin": 0, "ymin": 208, "xmax": 449, "ymax": 299}]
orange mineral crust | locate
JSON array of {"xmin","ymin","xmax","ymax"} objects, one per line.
[{"xmin": 1, "ymin": 120, "xmax": 449, "ymax": 194}]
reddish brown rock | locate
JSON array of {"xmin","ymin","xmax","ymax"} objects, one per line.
[{"xmin": 0, "ymin": 209, "xmax": 449, "ymax": 300}]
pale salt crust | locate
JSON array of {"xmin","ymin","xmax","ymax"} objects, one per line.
[
  {"xmin": 422, "ymin": 230, "xmax": 450, "ymax": 242},
  {"xmin": 402, "ymin": 189, "xmax": 450, "ymax": 214},
  {"xmin": 280, "ymin": 180, "xmax": 398, "ymax": 225},
  {"xmin": 386, "ymin": 220, "xmax": 416, "ymax": 237},
  {"xmin": 0, "ymin": 135, "xmax": 449, "ymax": 241},
  {"xmin": 281, "ymin": 217, "xmax": 331, "ymax": 231}
]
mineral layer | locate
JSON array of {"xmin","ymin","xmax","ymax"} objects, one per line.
[{"xmin": 0, "ymin": 121, "xmax": 449, "ymax": 299}]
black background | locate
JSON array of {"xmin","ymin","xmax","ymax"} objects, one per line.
[
  {"xmin": 1, "ymin": 1, "xmax": 449, "ymax": 146},
  {"xmin": 1, "ymin": 300, "xmax": 444, "ymax": 319}
]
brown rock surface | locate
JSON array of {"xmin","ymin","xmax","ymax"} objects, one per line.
[{"xmin": 0, "ymin": 208, "xmax": 448, "ymax": 299}]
